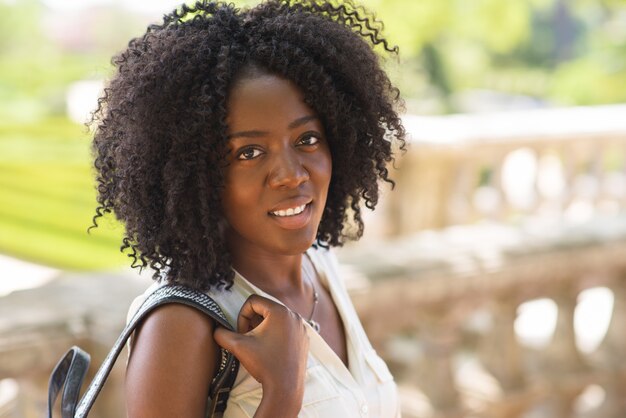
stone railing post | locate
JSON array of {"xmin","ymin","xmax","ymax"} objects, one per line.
[
  {"xmin": 476, "ymin": 297, "xmax": 534, "ymax": 418},
  {"xmin": 594, "ymin": 275, "xmax": 626, "ymax": 418},
  {"xmin": 415, "ymin": 310, "xmax": 463, "ymax": 417},
  {"xmin": 542, "ymin": 285, "xmax": 588, "ymax": 418},
  {"xmin": 479, "ymin": 297, "xmax": 525, "ymax": 384},
  {"xmin": 391, "ymin": 147, "xmax": 457, "ymax": 234}
]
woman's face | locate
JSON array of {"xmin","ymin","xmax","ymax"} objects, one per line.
[{"xmin": 221, "ymin": 73, "xmax": 332, "ymax": 257}]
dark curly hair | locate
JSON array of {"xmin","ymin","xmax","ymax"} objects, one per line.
[{"xmin": 89, "ymin": 0, "xmax": 406, "ymax": 291}]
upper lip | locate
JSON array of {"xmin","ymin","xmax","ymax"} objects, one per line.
[{"xmin": 268, "ymin": 196, "xmax": 312, "ymax": 213}]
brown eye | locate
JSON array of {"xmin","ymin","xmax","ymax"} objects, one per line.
[
  {"xmin": 237, "ymin": 147, "xmax": 263, "ymax": 160},
  {"xmin": 298, "ymin": 133, "xmax": 321, "ymax": 146}
]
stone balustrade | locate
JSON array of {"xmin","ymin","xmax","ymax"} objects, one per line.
[
  {"xmin": 377, "ymin": 105, "xmax": 626, "ymax": 236},
  {"xmin": 338, "ymin": 218, "xmax": 626, "ymax": 417},
  {"xmin": 339, "ymin": 104, "xmax": 626, "ymax": 417}
]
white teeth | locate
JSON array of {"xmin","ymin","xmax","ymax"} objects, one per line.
[{"xmin": 271, "ymin": 204, "xmax": 307, "ymax": 217}]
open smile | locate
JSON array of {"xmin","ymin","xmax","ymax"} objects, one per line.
[
  {"xmin": 268, "ymin": 202, "xmax": 313, "ymax": 229},
  {"xmin": 270, "ymin": 203, "xmax": 308, "ymax": 217}
]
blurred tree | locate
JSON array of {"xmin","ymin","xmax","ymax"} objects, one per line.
[
  {"xmin": 365, "ymin": 0, "xmax": 537, "ymax": 111},
  {"xmin": 368, "ymin": 0, "xmax": 624, "ymax": 109}
]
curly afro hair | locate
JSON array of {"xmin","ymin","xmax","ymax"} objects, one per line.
[{"xmin": 90, "ymin": 0, "xmax": 406, "ymax": 291}]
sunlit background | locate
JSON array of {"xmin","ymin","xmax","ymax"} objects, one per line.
[
  {"xmin": 1, "ymin": 0, "xmax": 626, "ymax": 417},
  {"xmin": 2, "ymin": 0, "xmax": 624, "ymax": 281}
]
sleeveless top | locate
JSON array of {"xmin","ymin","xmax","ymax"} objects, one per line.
[{"xmin": 127, "ymin": 247, "xmax": 400, "ymax": 418}]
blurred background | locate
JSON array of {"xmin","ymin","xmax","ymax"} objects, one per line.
[{"xmin": 1, "ymin": 0, "xmax": 626, "ymax": 417}]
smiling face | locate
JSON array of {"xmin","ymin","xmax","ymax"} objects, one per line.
[{"xmin": 221, "ymin": 73, "xmax": 332, "ymax": 258}]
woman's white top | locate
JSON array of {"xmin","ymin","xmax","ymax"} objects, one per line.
[{"xmin": 127, "ymin": 247, "xmax": 400, "ymax": 418}]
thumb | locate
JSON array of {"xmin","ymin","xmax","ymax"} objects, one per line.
[{"xmin": 213, "ymin": 326, "xmax": 241, "ymax": 353}]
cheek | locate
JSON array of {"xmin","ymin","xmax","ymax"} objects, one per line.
[
  {"xmin": 316, "ymin": 148, "xmax": 333, "ymax": 191},
  {"xmin": 222, "ymin": 191, "xmax": 259, "ymax": 236},
  {"xmin": 221, "ymin": 172, "xmax": 257, "ymax": 220}
]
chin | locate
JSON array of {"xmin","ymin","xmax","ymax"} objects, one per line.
[
  {"xmin": 277, "ymin": 235, "xmax": 318, "ymax": 255},
  {"xmin": 272, "ymin": 225, "xmax": 320, "ymax": 255}
]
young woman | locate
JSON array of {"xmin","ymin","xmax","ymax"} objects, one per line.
[{"xmin": 90, "ymin": 1, "xmax": 406, "ymax": 416}]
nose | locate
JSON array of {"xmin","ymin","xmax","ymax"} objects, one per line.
[{"xmin": 267, "ymin": 147, "xmax": 309, "ymax": 189}]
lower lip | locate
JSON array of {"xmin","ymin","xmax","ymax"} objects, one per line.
[{"xmin": 269, "ymin": 203, "xmax": 313, "ymax": 230}]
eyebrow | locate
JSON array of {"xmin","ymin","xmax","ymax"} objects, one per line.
[{"xmin": 228, "ymin": 115, "xmax": 318, "ymax": 139}]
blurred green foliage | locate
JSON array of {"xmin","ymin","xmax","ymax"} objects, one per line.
[
  {"xmin": 0, "ymin": 118, "xmax": 127, "ymax": 269},
  {"xmin": 371, "ymin": 0, "xmax": 626, "ymax": 111},
  {"xmin": 0, "ymin": 0, "xmax": 624, "ymax": 270}
]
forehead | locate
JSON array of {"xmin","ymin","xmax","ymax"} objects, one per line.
[{"xmin": 226, "ymin": 74, "xmax": 318, "ymax": 132}]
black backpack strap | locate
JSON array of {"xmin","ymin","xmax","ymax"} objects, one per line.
[
  {"xmin": 47, "ymin": 346, "xmax": 90, "ymax": 418},
  {"xmin": 47, "ymin": 284, "xmax": 239, "ymax": 418}
]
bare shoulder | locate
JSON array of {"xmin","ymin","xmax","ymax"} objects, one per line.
[{"xmin": 126, "ymin": 304, "xmax": 220, "ymax": 418}]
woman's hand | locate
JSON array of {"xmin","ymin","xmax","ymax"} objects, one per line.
[{"xmin": 213, "ymin": 294, "xmax": 309, "ymax": 417}]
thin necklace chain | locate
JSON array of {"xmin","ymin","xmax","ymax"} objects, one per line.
[{"xmin": 302, "ymin": 256, "xmax": 320, "ymax": 333}]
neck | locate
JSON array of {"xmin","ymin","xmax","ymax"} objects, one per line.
[{"xmin": 227, "ymin": 240, "xmax": 308, "ymax": 298}]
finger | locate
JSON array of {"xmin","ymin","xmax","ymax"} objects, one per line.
[
  {"xmin": 250, "ymin": 314, "xmax": 263, "ymax": 330},
  {"xmin": 237, "ymin": 295, "xmax": 276, "ymax": 333},
  {"xmin": 237, "ymin": 310, "xmax": 254, "ymax": 334},
  {"xmin": 213, "ymin": 327, "xmax": 241, "ymax": 353},
  {"xmin": 238, "ymin": 313, "xmax": 263, "ymax": 334}
]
